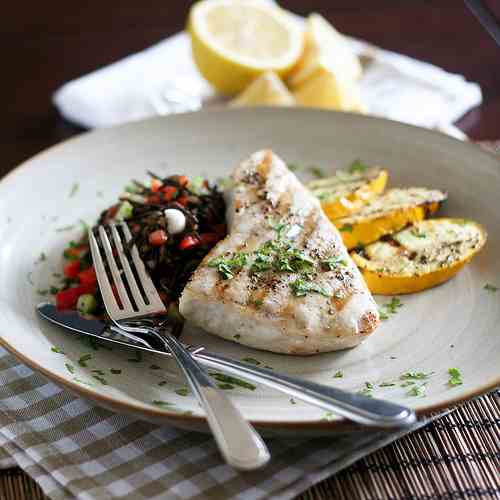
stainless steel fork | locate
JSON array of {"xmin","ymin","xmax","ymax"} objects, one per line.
[{"xmin": 89, "ymin": 223, "xmax": 270, "ymax": 471}]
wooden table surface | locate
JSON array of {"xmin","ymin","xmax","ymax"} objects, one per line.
[{"xmin": 0, "ymin": 1, "xmax": 499, "ymax": 499}]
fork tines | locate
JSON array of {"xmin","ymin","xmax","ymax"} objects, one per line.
[{"xmin": 89, "ymin": 223, "xmax": 165, "ymax": 320}]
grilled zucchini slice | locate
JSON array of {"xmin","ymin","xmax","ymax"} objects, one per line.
[
  {"xmin": 307, "ymin": 166, "xmax": 388, "ymax": 219},
  {"xmin": 334, "ymin": 187, "xmax": 447, "ymax": 250},
  {"xmin": 351, "ymin": 218, "xmax": 487, "ymax": 295}
]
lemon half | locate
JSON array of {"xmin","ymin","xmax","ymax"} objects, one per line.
[{"xmin": 189, "ymin": 0, "xmax": 303, "ymax": 95}]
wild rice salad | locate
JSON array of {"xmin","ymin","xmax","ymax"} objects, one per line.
[{"xmin": 55, "ymin": 173, "xmax": 226, "ymax": 317}]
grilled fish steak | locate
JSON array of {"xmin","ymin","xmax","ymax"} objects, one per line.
[{"xmin": 179, "ymin": 150, "xmax": 379, "ymax": 354}]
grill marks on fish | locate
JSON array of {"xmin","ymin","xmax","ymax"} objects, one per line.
[{"xmin": 179, "ymin": 150, "xmax": 380, "ymax": 355}]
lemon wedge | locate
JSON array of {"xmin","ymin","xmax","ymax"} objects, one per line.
[
  {"xmin": 188, "ymin": 0, "xmax": 303, "ymax": 95},
  {"xmin": 288, "ymin": 13, "xmax": 362, "ymax": 89},
  {"xmin": 230, "ymin": 71, "xmax": 295, "ymax": 107},
  {"xmin": 293, "ymin": 61, "xmax": 366, "ymax": 113}
]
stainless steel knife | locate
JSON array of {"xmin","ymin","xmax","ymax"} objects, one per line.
[{"xmin": 37, "ymin": 303, "xmax": 416, "ymax": 427}]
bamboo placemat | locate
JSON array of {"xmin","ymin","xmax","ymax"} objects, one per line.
[
  {"xmin": 0, "ymin": 141, "xmax": 498, "ymax": 500},
  {"xmin": 1, "ymin": 390, "xmax": 497, "ymax": 499}
]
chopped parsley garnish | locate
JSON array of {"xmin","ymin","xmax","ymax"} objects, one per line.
[
  {"xmin": 242, "ymin": 357, "xmax": 260, "ymax": 365},
  {"xmin": 73, "ymin": 377, "xmax": 94, "ymax": 387},
  {"xmin": 69, "ymin": 183, "xmax": 79, "ymax": 197},
  {"xmin": 378, "ymin": 308, "xmax": 389, "ymax": 321},
  {"xmin": 400, "ymin": 371, "xmax": 433, "ymax": 380},
  {"xmin": 407, "ymin": 384, "xmax": 426, "ymax": 397},
  {"xmin": 110, "ymin": 369, "xmax": 122, "ymax": 375},
  {"xmin": 91, "ymin": 369, "xmax": 106, "ymax": 376},
  {"xmin": 448, "ymin": 368, "xmax": 462, "ymax": 386},
  {"xmin": 275, "ymin": 248, "xmax": 315, "ymax": 273},
  {"xmin": 290, "ymin": 398, "xmax": 297, "ymax": 405},
  {"xmin": 358, "ymin": 382, "xmax": 374, "ymax": 397},
  {"xmin": 37, "ymin": 289, "xmax": 49, "ymax": 296},
  {"xmin": 217, "ymin": 383, "xmax": 235, "ymax": 390},
  {"xmin": 379, "ymin": 298, "xmax": 403, "ymax": 319},
  {"xmin": 400, "ymin": 381, "xmax": 415, "ymax": 388},
  {"xmin": 65, "ymin": 363, "xmax": 75, "ymax": 374},
  {"xmin": 484, "ymin": 283, "xmax": 498, "ymax": 292},
  {"xmin": 339, "ymin": 224, "xmax": 354, "ymax": 233},
  {"xmin": 36, "ymin": 252, "xmax": 47, "ymax": 264},
  {"xmin": 251, "ymin": 237, "xmax": 314, "ymax": 275},
  {"xmin": 386, "ymin": 297, "xmax": 403, "ymax": 313},
  {"xmin": 309, "ymin": 166, "xmax": 326, "ymax": 178},
  {"xmin": 251, "ymin": 252, "xmax": 273, "ymax": 273},
  {"xmin": 208, "ymin": 252, "xmax": 248, "ymax": 280},
  {"xmin": 322, "ymin": 256, "xmax": 347, "ymax": 271},
  {"xmin": 92, "ymin": 375, "xmax": 109, "ymax": 385},
  {"xmin": 51, "ymin": 346, "xmax": 64, "ymax": 354},
  {"xmin": 78, "ymin": 354, "xmax": 92, "ymax": 367},
  {"xmin": 152, "ymin": 400, "xmax": 174, "ymax": 408},
  {"xmin": 349, "ymin": 159, "xmax": 368, "ymax": 174},
  {"xmin": 175, "ymin": 388, "xmax": 190, "ymax": 397},
  {"xmin": 209, "ymin": 372, "xmax": 256, "ymax": 391},
  {"xmin": 250, "ymin": 299, "xmax": 264, "ymax": 308},
  {"xmin": 322, "ymin": 411, "xmax": 335, "ymax": 421},
  {"xmin": 233, "ymin": 334, "xmax": 241, "ymax": 340},
  {"xmin": 379, "ymin": 382, "xmax": 396, "ymax": 387},
  {"xmin": 290, "ymin": 278, "xmax": 331, "ymax": 298},
  {"xmin": 268, "ymin": 218, "xmax": 290, "ymax": 238},
  {"xmin": 287, "ymin": 163, "xmax": 301, "ymax": 172},
  {"xmin": 333, "ymin": 370, "xmax": 344, "ymax": 378}
]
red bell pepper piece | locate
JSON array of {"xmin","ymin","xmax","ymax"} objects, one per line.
[
  {"xmin": 161, "ymin": 185, "xmax": 177, "ymax": 201},
  {"xmin": 176, "ymin": 195, "xmax": 189, "ymax": 207},
  {"xmin": 151, "ymin": 178, "xmax": 163, "ymax": 193},
  {"xmin": 78, "ymin": 266, "xmax": 97, "ymax": 286},
  {"xmin": 178, "ymin": 235, "xmax": 200, "ymax": 250},
  {"xmin": 64, "ymin": 260, "xmax": 81, "ymax": 279},
  {"xmin": 56, "ymin": 283, "xmax": 97, "ymax": 310},
  {"xmin": 149, "ymin": 230, "xmax": 168, "ymax": 246},
  {"xmin": 64, "ymin": 244, "xmax": 89, "ymax": 260}
]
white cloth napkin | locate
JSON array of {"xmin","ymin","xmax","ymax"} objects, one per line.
[{"xmin": 53, "ymin": 31, "xmax": 481, "ymax": 139}]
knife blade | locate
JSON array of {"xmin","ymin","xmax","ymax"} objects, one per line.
[{"xmin": 37, "ymin": 303, "xmax": 168, "ymax": 353}]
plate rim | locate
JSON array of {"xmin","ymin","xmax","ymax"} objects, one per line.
[{"xmin": 1, "ymin": 108, "xmax": 499, "ymax": 431}]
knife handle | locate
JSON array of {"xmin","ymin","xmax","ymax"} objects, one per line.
[{"xmin": 194, "ymin": 350, "xmax": 416, "ymax": 428}]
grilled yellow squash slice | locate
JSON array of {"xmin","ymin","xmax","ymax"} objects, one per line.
[
  {"xmin": 307, "ymin": 166, "xmax": 388, "ymax": 220},
  {"xmin": 334, "ymin": 187, "xmax": 447, "ymax": 249},
  {"xmin": 351, "ymin": 218, "xmax": 487, "ymax": 295}
]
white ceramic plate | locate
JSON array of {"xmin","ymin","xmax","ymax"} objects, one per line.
[{"xmin": 0, "ymin": 109, "xmax": 499, "ymax": 436}]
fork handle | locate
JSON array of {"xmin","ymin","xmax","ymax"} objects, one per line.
[
  {"xmin": 153, "ymin": 330, "xmax": 270, "ymax": 470},
  {"xmin": 193, "ymin": 351, "xmax": 416, "ymax": 428}
]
